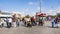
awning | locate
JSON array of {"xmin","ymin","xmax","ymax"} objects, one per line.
[{"xmin": 37, "ymin": 13, "xmax": 46, "ymax": 17}]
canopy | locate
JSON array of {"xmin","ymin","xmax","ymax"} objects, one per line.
[{"xmin": 37, "ymin": 13, "xmax": 46, "ymax": 17}]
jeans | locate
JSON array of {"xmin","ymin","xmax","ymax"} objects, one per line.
[{"xmin": 52, "ymin": 22, "xmax": 54, "ymax": 27}]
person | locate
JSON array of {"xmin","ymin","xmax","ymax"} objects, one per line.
[
  {"xmin": 12, "ymin": 16, "xmax": 17, "ymax": 27},
  {"xmin": 58, "ymin": 18, "xmax": 60, "ymax": 27},
  {"xmin": 6, "ymin": 18, "xmax": 10, "ymax": 28},
  {"xmin": 17, "ymin": 18, "xmax": 20, "ymax": 27},
  {"xmin": 39, "ymin": 17, "xmax": 44, "ymax": 26},
  {"xmin": 22, "ymin": 17, "xmax": 26, "ymax": 26},
  {"xmin": 27, "ymin": 21, "xmax": 32, "ymax": 27},
  {"xmin": 15, "ymin": 18, "xmax": 19, "ymax": 27},
  {"xmin": 31, "ymin": 17, "xmax": 36, "ymax": 26},
  {"xmin": 24, "ymin": 18, "xmax": 28, "ymax": 27},
  {"xmin": 54, "ymin": 17, "xmax": 59, "ymax": 28},
  {"xmin": 51, "ymin": 17, "xmax": 55, "ymax": 28},
  {"xmin": 0, "ymin": 22, "xmax": 2, "ymax": 28},
  {"xmin": 8, "ymin": 18, "xmax": 12, "ymax": 27},
  {"xmin": 0, "ymin": 19, "xmax": 4, "ymax": 28},
  {"xmin": 25, "ymin": 18, "xmax": 30, "ymax": 27}
]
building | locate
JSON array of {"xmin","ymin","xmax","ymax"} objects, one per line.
[{"xmin": 0, "ymin": 11, "xmax": 12, "ymax": 18}]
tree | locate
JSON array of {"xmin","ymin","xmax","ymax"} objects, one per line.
[
  {"xmin": 57, "ymin": 13, "xmax": 60, "ymax": 17},
  {"xmin": 25, "ymin": 15, "xmax": 30, "ymax": 18}
]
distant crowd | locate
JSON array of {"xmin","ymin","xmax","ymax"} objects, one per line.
[
  {"xmin": 0, "ymin": 15, "xmax": 60, "ymax": 28},
  {"xmin": 51, "ymin": 17, "xmax": 60, "ymax": 28},
  {"xmin": 0, "ymin": 15, "xmax": 45, "ymax": 28}
]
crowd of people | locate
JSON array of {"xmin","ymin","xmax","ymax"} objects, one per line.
[
  {"xmin": 51, "ymin": 17, "xmax": 60, "ymax": 28},
  {"xmin": 0, "ymin": 15, "xmax": 60, "ymax": 28},
  {"xmin": 0, "ymin": 15, "xmax": 20, "ymax": 28},
  {"xmin": 21, "ymin": 16, "xmax": 44, "ymax": 27},
  {"xmin": 0, "ymin": 15, "xmax": 45, "ymax": 28}
]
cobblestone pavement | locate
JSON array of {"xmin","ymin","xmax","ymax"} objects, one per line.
[{"xmin": 0, "ymin": 21, "xmax": 60, "ymax": 34}]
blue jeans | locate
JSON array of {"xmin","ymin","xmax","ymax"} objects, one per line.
[{"xmin": 52, "ymin": 22, "xmax": 54, "ymax": 27}]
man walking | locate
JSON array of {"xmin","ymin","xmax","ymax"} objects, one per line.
[{"xmin": 6, "ymin": 18, "xmax": 10, "ymax": 28}]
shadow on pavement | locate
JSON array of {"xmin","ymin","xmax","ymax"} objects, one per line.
[{"xmin": 46, "ymin": 26, "xmax": 60, "ymax": 28}]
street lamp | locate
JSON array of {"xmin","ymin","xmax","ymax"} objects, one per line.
[
  {"xmin": 40, "ymin": 0, "xmax": 42, "ymax": 13},
  {"xmin": 36, "ymin": 0, "xmax": 42, "ymax": 15}
]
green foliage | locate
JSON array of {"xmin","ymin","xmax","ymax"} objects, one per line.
[
  {"xmin": 57, "ymin": 14, "xmax": 60, "ymax": 17},
  {"xmin": 25, "ymin": 15, "xmax": 30, "ymax": 18}
]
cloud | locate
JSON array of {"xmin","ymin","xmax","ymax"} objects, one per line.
[
  {"xmin": 28, "ymin": 2, "xmax": 34, "ymax": 5},
  {"xmin": 20, "ymin": 8, "xmax": 29, "ymax": 12},
  {"xmin": 1, "ymin": 10, "xmax": 12, "ymax": 13},
  {"xmin": 28, "ymin": 2, "xmax": 38, "ymax": 6},
  {"xmin": 36, "ymin": 7, "xmax": 47, "ymax": 13},
  {"xmin": 56, "ymin": 7, "xmax": 60, "ymax": 13},
  {"xmin": 45, "ymin": 6, "xmax": 60, "ymax": 16},
  {"xmin": 36, "ymin": 6, "xmax": 60, "ymax": 16},
  {"xmin": 29, "ymin": 12, "xmax": 36, "ymax": 17},
  {"xmin": 46, "ymin": 10, "xmax": 57, "ymax": 16}
]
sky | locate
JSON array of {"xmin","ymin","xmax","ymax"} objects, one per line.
[{"xmin": 0, "ymin": 0, "xmax": 60, "ymax": 16}]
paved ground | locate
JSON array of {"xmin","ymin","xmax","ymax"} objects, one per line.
[{"xmin": 0, "ymin": 21, "xmax": 60, "ymax": 34}]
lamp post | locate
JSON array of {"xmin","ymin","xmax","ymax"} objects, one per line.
[
  {"xmin": 36, "ymin": 0, "xmax": 42, "ymax": 15},
  {"xmin": 40, "ymin": 0, "xmax": 42, "ymax": 13}
]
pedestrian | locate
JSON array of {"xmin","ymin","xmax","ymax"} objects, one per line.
[
  {"xmin": 31, "ymin": 17, "xmax": 36, "ymax": 26},
  {"xmin": 27, "ymin": 21, "xmax": 32, "ymax": 27},
  {"xmin": 0, "ymin": 19, "xmax": 4, "ymax": 28},
  {"xmin": 17, "ymin": 18, "xmax": 20, "ymax": 27},
  {"xmin": 9, "ymin": 18, "xmax": 12, "ymax": 27},
  {"xmin": 22, "ymin": 17, "xmax": 26, "ymax": 26},
  {"xmin": 39, "ymin": 17, "xmax": 43, "ymax": 26},
  {"xmin": 0, "ymin": 22, "xmax": 2, "ymax": 28},
  {"xmin": 15, "ymin": 18, "xmax": 19, "ymax": 27},
  {"xmin": 6, "ymin": 18, "xmax": 10, "ymax": 28},
  {"xmin": 54, "ymin": 17, "xmax": 59, "ymax": 28},
  {"xmin": 11, "ymin": 16, "xmax": 17, "ymax": 27},
  {"xmin": 51, "ymin": 17, "xmax": 55, "ymax": 28},
  {"xmin": 58, "ymin": 17, "xmax": 60, "ymax": 27}
]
